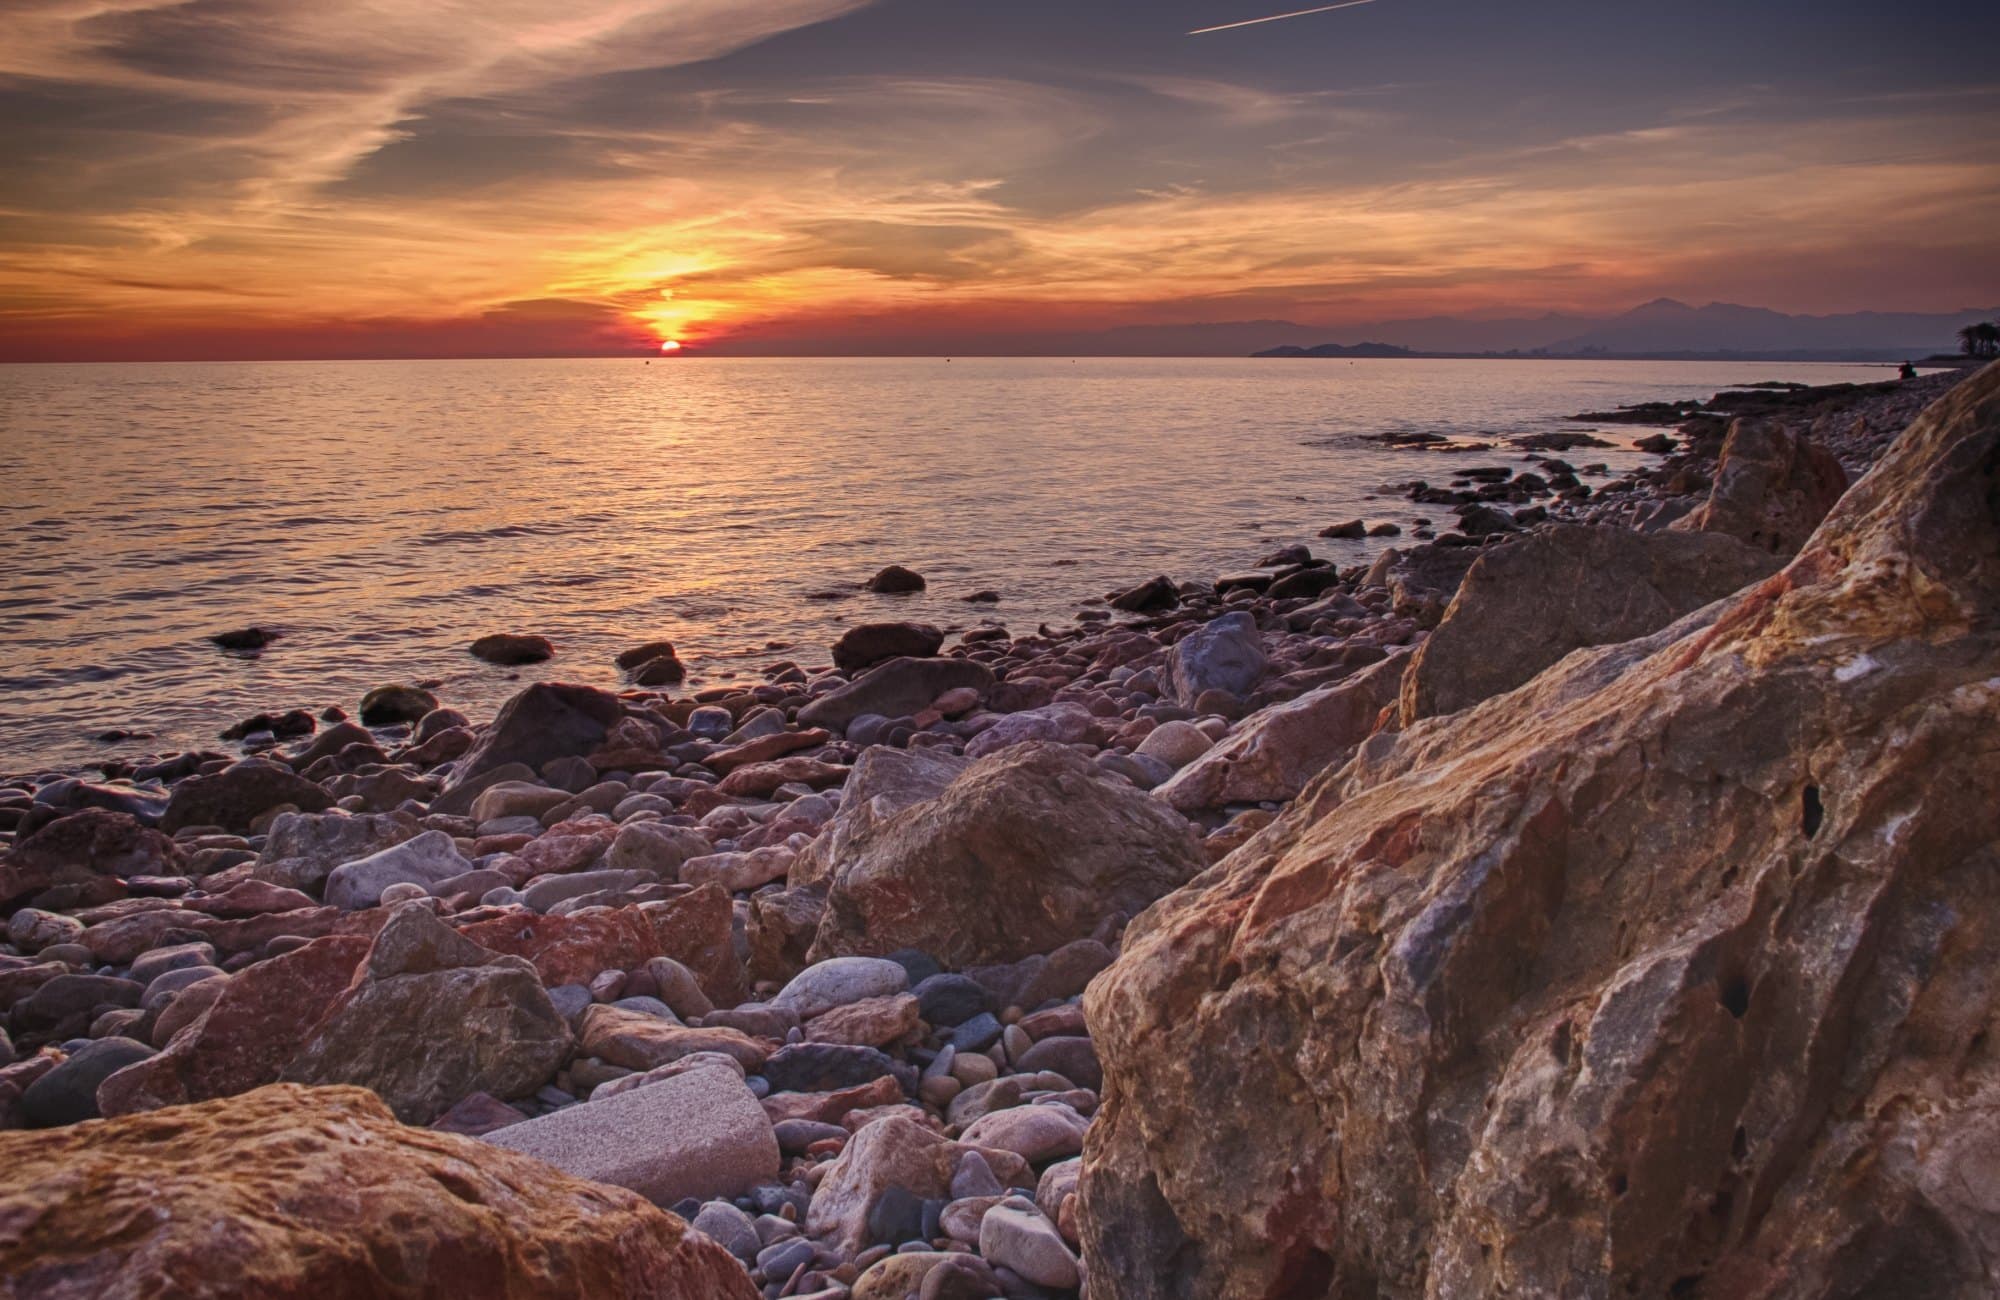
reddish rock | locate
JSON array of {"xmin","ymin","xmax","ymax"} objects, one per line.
[
  {"xmin": 706, "ymin": 728, "xmax": 833, "ymax": 774},
  {"xmin": 456, "ymin": 884, "xmax": 742, "ymax": 1003},
  {"xmin": 716, "ymin": 757, "xmax": 849, "ymax": 798},
  {"xmin": 760, "ymin": 1075, "xmax": 905, "ymax": 1126},
  {"xmin": 577, "ymin": 1004, "xmax": 770, "ymax": 1073},
  {"xmin": 0, "ymin": 810, "xmax": 185, "ymax": 907},
  {"xmin": 183, "ymin": 879, "xmax": 318, "ymax": 917},
  {"xmin": 1079, "ymin": 367, "xmax": 2000, "ymax": 1299},
  {"xmin": 96, "ymin": 936, "xmax": 369, "ymax": 1116},
  {"xmin": 0, "ymin": 1083, "xmax": 758, "ymax": 1299}
]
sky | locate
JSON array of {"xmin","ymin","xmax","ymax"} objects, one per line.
[{"xmin": 1, "ymin": 0, "xmax": 1996, "ymax": 360}]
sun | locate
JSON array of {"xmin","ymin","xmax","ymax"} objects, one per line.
[{"xmin": 659, "ymin": 339, "xmax": 683, "ymax": 353}]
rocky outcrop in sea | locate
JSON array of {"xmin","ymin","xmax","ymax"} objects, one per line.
[{"xmin": 0, "ymin": 363, "xmax": 1989, "ymax": 1298}]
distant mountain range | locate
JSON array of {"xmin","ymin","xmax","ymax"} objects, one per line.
[{"xmin": 1244, "ymin": 299, "xmax": 2000, "ymax": 361}]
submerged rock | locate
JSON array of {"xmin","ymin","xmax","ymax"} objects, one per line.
[{"xmin": 1079, "ymin": 365, "xmax": 2000, "ymax": 1299}]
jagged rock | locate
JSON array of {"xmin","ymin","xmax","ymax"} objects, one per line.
[
  {"xmin": 797, "ymin": 657, "xmax": 995, "ymax": 732},
  {"xmin": 1109, "ymin": 576, "xmax": 1179, "ymax": 613},
  {"xmin": 808, "ymin": 742, "xmax": 1204, "ymax": 967},
  {"xmin": 0, "ymin": 1083, "xmax": 758, "ymax": 1298},
  {"xmin": 281, "ymin": 904, "xmax": 572, "ymax": 1123},
  {"xmin": 159, "ymin": 761, "xmax": 332, "ymax": 834},
  {"xmin": 1674, "ymin": 416, "xmax": 1849, "ymax": 554},
  {"xmin": 1399, "ymin": 525, "xmax": 1782, "ymax": 724},
  {"xmin": 833, "ymin": 622, "xmax": 945, "ymax": 673},
  {"xmin": 445, "ymin": 682, "xmax": 625, "ymax": 792},
  {"xmin": 1164, "ymin": 612, "xmax": 1267, "ymax": 706},
  {"xmin": 1155, "ymin": 651, "xmax": 1407, "ymax": 812},
  {"xmin": 1079, "ymin": 365, "xmax": 2000, "ymax": 1299}
]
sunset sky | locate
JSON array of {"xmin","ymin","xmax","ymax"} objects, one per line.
[{"xmin": 2, "ymin": 0, "xmax": 1996, "ymax": 360}]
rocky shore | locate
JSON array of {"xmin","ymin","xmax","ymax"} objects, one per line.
[{"xmin": 0, "ymin": 363, "xmax": 1991, "ymax": 1299}]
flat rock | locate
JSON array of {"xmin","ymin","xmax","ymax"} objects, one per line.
[{"xmin": 486, "ymin": 1064, "xmax": 779, "ymax": 1207}]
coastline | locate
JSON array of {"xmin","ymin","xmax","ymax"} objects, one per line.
[{"xmin": 0, "ymin": 362, "xmax": 1988, "ymax": 1297}]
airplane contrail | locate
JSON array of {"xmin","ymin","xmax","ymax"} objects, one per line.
[{"xmin": 1188, "ymin": 0, "xmax": 1379, "ymax": 35}]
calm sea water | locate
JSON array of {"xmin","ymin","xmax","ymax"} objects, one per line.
[{"xmin": 0, "ymin": 356, "xmax": 1898, "ymax": 773}]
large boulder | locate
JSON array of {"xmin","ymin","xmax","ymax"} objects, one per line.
[
  {"xmin": 485, "ymin": 1064, "xmax": 779, "ymax": 1207},
  {"xmin": 1155, "ymin": 650, "xmax": 1408, "ymax": 812},
  {"xmin": 1078, "ymin": 365, "xmax": 2000, "ymax": 1299},
  {"xmin": 0, "ymin": 1083, "xmax": 758, "ymax": 1299},
  {"xmin": 160, "ymin": 760, "xmax": 333, "ymax": 834},
  {"xmin": 808, "ymin": 742, "xmax": 1205, "ymax": 967},
  {"xmin": 446, "ymin": 682, "xmax": 625, "ymax": 793},
  {"xmin": 832, "ymin": 622, "xmax": 944, "ymax": 673},
  {"xmin": 1399, "ymin": 524, "xmax": 1782, "ymax": 724},
  {"xmin": 0, "ymin": 810, "xmax": 186, "ymax": 907},
  {"xmin": 1673, "ymin": 416, "xmax": 1849, "ymax": 554},
  {"xmin": 282, "ymin": 904, "xmax": 572, "ymax": 1124},
  {"xmin": 797, "ymin": 657, "xmax": 995, "ymax": 732},
  {"xmin": 1164, "ymin": 612, "xmax": 1267, "ymax": 706}
]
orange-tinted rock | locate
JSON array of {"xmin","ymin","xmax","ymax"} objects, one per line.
[
  {"xmin": 96, "ymin": 935, "xmax": 369, "ymax": 1116},
  {"xmin": 1079, "ymin": 365, "xmax": 2000, "ymax": 1299},
  {"xmin": 0, "ymin": 1083, "xmax": 758, "ymax": 1299}
]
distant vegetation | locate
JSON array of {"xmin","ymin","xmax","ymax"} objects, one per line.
[{"xmin": 1959, "ymin": 321, "xmax": 2000, "ymax": 359}]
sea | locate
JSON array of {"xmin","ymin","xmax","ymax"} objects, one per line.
[{"xmin": 0, "ymin": 356, "xmax": 1902, "ymax": 773}]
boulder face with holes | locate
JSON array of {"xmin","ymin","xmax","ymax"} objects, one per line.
[{"xmin": 1079, "ymin": 366, "xmax": 2000, "ymax": 1299}]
